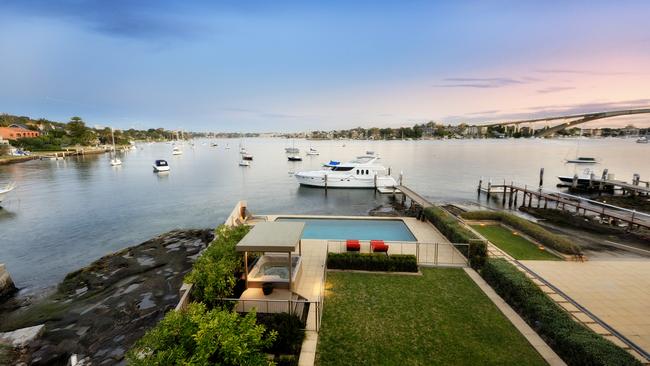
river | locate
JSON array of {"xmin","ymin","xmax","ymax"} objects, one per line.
[{"xmin": 1, "ymin": 137, "xmax": 648, "ymax": 291}]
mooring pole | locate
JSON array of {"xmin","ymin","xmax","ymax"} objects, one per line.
[
  {"xmin": 478, "ymin": 179, "xmax": 483, "ymax": 195},
  {"xmin": 572, "ymin": 174, "xmax": 579, "ymax": 189},
  {"xmin": 324, "ymin": 174, "xmax": 328, "ymax": 195},
  {"xmin": 487, "ymin": 181, "xmax": 492, "ymax": 200},
  {"xmin": 539, "ymin": 168, "xmax": 544, "ymax": 191}
]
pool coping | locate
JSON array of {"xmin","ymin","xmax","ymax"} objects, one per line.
[{"xmin": 265, "ymin": 214, "xmax": 420, "ymax": 242}]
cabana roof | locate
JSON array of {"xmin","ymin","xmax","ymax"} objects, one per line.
[{"xmin": 236, "ymin": 222, "xmax": 305, "ymax": 252}]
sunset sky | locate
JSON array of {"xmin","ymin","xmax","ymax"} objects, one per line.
[{"xmin": 1, "ymin": 1, "xmax": 649, "ymax": 131}]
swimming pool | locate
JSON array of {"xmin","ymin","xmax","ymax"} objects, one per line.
[{"xmin": 275, "ymin": 217, "xmax": 417, "ymax": 242}]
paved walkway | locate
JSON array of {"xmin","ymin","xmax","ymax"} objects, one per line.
[{"xmin": 522, "ymin": 259, "xmax": 650, "ymax": 361}]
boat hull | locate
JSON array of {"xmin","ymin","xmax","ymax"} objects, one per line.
[
  {"xmin": 153, "ymin": 166, "xmax": 170, "ymax": 172},
  {"xmin": 295, "ymin": 173, "xmax": 396, "ymax": 188}
]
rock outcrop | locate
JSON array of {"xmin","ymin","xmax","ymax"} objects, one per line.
[{"xmin": 0, "ymin": 229, "xmax": 214, "ymax": 365}]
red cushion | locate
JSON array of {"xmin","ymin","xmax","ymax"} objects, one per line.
[
  {"xmin": 346, "ymin": 239, "xmax": 360, "ymax": 251},
  {"xmin": 371, "ymin": 240, "xmax": 389, "ymax": 252}
]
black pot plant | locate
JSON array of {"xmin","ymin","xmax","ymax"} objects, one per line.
[{"xmin": 262, "ymin": 282, "xmax": 274, "ymax": 295}]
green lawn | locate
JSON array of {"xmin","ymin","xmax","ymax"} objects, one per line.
[
  {"xmin": 315, "ymin": 269, "xmax": 547, "ymax": 366},
  {"xmin": 471, "ymin": 224, "xmax": 560, "ymax": 260}
]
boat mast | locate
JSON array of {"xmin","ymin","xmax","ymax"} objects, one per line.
[{"xmin": 111, "ymin": 128, "xmax": 116, "ymax": 158}]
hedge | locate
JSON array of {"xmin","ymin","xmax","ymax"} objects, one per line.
[
  {"xmin": 423, "ymin": 207, "xmax": 487, "ymax": 269},
  {"xmin": 460, "ymin": 210, "xmax": 581, "ymax": 255},
  {"xmin": 327, "ymin": 253, "xmax": 418, "ymax": 272},
  {"xmin": 482, "ymin": 259, "xmax": 641, "ymax": 366},
  {"xmin": 185, "ymin": 224, "xmax": 252, "ymax": 307}
]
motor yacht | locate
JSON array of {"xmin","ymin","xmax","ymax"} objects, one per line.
[
  {"xmin": 288, "ymin": 155, "xmax": 302, "ymax": 161},
  {"xmin": 172, "ymin": 146, "xmax": 183, "ymax": 155},
  {"xmin": 295, "ymin": 156, "xmax": 396, "ymax": 188},
  {"xmin": 239, "ymin": 160, "xmax": 250, "ymax": 167},
  {"xmin": 153, "ymin": 160, "xmax": 170, "ymax": 172},
  {"xmin": 0, "ymin": 182, "xmax": 16, "ymax": 204},
  {"xmin": 323, "ymin": 160, "xmax": 340, "ymax": 168},
  {"xmin": 306, "ymin": 148, "xmax": 319, "ymax": 156}
]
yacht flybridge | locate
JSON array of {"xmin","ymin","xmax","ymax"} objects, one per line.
[{"xmin": 295, "ymin": 156, "xmax": 397, "ymax": 188}]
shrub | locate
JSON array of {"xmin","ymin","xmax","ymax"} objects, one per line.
[
  {"xmin": 327, "ymin": 253, "xmax": 418, "ymax": 272},
  {"xmin": 185, "ymin": 224, "xmax": 251, "ymax": 307},
  {"xmin": 257, "ymin": 312, "xmax": 305, "ymax": 355},
  {"xmin": 461, "ymin": 211, "xmax": 581, "ymax": 255},
  {"xmin": 126, "ymin": 302, "xmax": 275, "ymax": 366},
  {"xmin": 422, "ymin": 207, "xmax": 487, "ymax": 269},
  {"xmin": 481, "ymin": 259, "xmax": 641, "ymax": 366}
]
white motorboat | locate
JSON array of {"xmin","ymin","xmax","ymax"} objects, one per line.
[
  {"xmin": 172, "ymin": 146, "xmax": 183, "ymax": 155},
  {"xmin": 0, "ymin": 182, "xmax": 16, "ymax": 204},
  {"xmin": 306, "ymin": 147, "xmax": 319, "ymax": 156},
  {"xmin": 239, "ymin": 160, "xmax": 250, "ymax": 167},
  {"xmin": 637, "ymin": 136, "xmax": 648, "ymax": 144},
  {"xmin": 295, "ymin": 155, "xmax": 396, "ymax": 188},
  {"xmin": 558, "ymin": 168, "xmax": 598, "ymax": 186},
  {"xmin": 565, "ymin": 157, "xmax": 598, "ymax": 164},
  {"xmin": 109, "ymin": 128, "xmax": 122, "ymax": 166},
  {"xmin": 225, "ymin": 144, "xmax": 231, "ymax": 149},
  {"xmin": 153, "ymin": 159, "xmax": 170, "ymax": 172}
]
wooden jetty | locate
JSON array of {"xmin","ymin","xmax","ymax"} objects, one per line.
[
  {"xmin": 478, "ymin": 180, "xmax": 650, "ymax": 230},
  {"xmin": 395, "ymin": 185, "xmax": 432, "ymax": 208}
]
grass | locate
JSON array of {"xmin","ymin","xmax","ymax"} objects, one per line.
[
  {"xmin": 471, "ymin": 225, "xmax": 560, "ymax": 260},
  {"xmin": 315, "ymin": 268, "xmax": 547, "ymax": 366}
]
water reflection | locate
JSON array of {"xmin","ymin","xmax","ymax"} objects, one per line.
[{"xmin": 0, "ymin": 137, "xmax": 647, "ymax": 291}]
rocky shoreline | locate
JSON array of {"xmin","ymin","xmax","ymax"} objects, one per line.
[{"xmin": 0, "ymin": 229, "xmax": 214, "ymax": 365}]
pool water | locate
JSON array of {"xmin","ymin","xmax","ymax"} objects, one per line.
[
  {"xmin": 255, "ymin": 265, "xmax": 290, "ymax": 279},
  {"xmin": 276, "ymin": 218, "xmax": 417, "ymax": 242}
]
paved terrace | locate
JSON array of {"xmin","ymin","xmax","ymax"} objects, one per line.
[{"xmin": 521, "ymin": 259, "xmax": 650, "ymax": 361}]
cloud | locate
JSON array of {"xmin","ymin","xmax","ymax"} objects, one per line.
[
  {"xmin": 536, "ymin": 86, "xmax": 575, "ymax": 94},
  {"xmin": 442, "ymin": 99, "xmax": 650, "ymax": 124},
  {"xmin": 535, "ymin": 69, "xmax": 638, "ymax": 76},
  {"xmin": 2, "ymin": 0, "xmax": 207, "ymax": 40},
  {"xmin": 433, "ymin": 77, "xmax": 537, "ymax": 88}
]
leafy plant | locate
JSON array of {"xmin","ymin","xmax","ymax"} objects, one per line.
[
  {"xmin": 185, "ymin": 225, "xmax": 251, "ymax": 307},
  {"xmin": 422, "ymin": 206, "xmax": 487, "ymax": 269},
  {"xmin": 126, "ymin": 302, "xmax": 276, "ymax": 366},
  {"xmin": 481, "ymin": 259, "xmax": 641, "ymax": 366},
  {"xmin": 327, "ymin": 253, "xmax": 418, "ymax": 272},
  {"xmin": 257, "ymin": 313, "xmax": 305, "ymax": 355}
]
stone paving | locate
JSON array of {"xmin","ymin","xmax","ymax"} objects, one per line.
[{"xmin": 521, "ymin": 259, "xmax": 650, "ymax": 361}]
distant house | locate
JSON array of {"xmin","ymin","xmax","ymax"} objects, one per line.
[{"xmin": 0, "ymin": 124, "xmax": 41, "ymax": 140}]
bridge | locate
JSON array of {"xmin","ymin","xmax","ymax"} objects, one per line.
[{"xmin": 480, "ymin": 108, "xmax": 650, "ymax": 137}]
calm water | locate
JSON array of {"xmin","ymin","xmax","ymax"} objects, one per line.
[
  {"xmin": 1, "ymin": 138, "xmax": 648, "ymax": 291},
  {"xmin": 276, "ymin": 218, "xmax": 417, "ymax": 241}
]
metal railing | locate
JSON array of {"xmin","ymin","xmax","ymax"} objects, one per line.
[{"xmin": 326, "ymin": 240, "xmax": 469, "ymax": 267}]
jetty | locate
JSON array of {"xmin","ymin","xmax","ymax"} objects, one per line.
[{"xmin": 479, "ymin": 181, "xmax": 650, "ymax": 230}]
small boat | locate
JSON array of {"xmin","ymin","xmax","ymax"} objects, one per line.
[
  {"xmin": 288, "ymin": 155, "xmax": 302, "ymax": 161},
  {"xmin": 637, "ymin": 136, "xmax": 648, "ymax": 144},
  {"xmin": 0, "ymin": 182, "xmax": 16, "ymax": 204},
  {"xmin": 109, "ymin": 128, "xmax": 122, "ymax": 166},
  {"xmin": 239, "ymin": 160, "xmax": 250, "ymax": 167},
  {"xmin": 565, "ymin": 157, "xmax": 598, "ymax": 164},
  {"xmin": 306, "ymin": 148, "xmax": 319, "ymax": 156},
  {"xmin": 225, "ymin": 144, "xmax": 231, "ymax": 149},
  {"xmin": 153, "ymin": 160, "xmax": 170, "ymax": 172},
  {"xmin": 285, "ymin": 139, "xmax": 299, "ymax": 153},
  {"xmin": 211, "ymin": 143, "xmax": 218, "ymax": 147},
  {"xmin": 323, "ymin": 160, "xmax": 340, "ymax": 168},
  {"xmin": 558, "ymin": 168, "xmax": 597, "ymax": 185},
  {"xmin": 172, "ymin": 146, "xmax": 183, "ymax": 155}
]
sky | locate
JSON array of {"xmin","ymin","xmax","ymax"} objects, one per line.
[{"xmin": 1, "ymin": 0, "xmax": 649, "ymax": 132}]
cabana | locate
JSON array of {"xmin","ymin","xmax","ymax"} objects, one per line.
[{"xmin": 236, "ymin": 221, "xmax": 305, "ymax": 292}]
